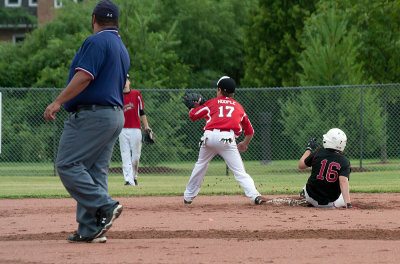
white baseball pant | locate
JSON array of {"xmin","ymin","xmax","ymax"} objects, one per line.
[
  {"xmin": 184, "ymin": 129, "xmax": 261, "ymax": 203},
  {"xmin": 302, "ymin": 185, "xmax": 345, "ymax": 208},
  {"xmin": 119, "ymin": 128, "xmax": 142, "ymax": 185}
]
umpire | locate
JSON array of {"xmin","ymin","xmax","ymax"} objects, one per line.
[{"xmin": 44, "ymin": 0, "xmax": 130, "ymax": 243}]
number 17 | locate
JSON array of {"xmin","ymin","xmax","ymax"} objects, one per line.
[{"xmin": 218, "ymin": 106, "xmax": 234, "ymax": 117}]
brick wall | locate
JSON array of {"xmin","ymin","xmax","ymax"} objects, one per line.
[{"xmin": 37, "ymin": 0, "xmax": 55, "ymax": 26}]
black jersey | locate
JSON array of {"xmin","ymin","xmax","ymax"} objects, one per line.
[{"xmin": 304, "ymin": 148, "xmax": 351, "ymax": 205}]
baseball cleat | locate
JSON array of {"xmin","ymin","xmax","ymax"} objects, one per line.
[
  {"xmin": 254, "ymin": 196, "xmax": 266, "ymax": 205},
  {"xmin": 67, "ymin": 233, "xmax": 93, "ymax": 243},
  {"xmin": 94, "ymin": 204, "xmax": 123, "ymax": 239},
  {"xmin": 184, "ymin": 199, "xmax": 192, "ymax": 204},
  {"xmin": 67, "ymin": 233, "xmax": 107, "ymax": 243},
  {"xmin": 134, "ymin": 179, "xmax": 138, "ymax": 186}
]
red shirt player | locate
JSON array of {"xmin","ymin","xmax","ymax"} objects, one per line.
[
  {"xmin": 183, "ymin": 76, "xmax": 265, "ymax": 205},
  {"xmin": 119, "ymin": 74, "xmax": 150, "ymax": 186}
]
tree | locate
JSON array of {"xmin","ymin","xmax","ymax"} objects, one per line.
[
  {"xmin": 280, "ymin": 2, "xmax": 385, "ymax": 158},
  {"xmin": 297, "ymin": 3, "xmax": 365, "ymax": 86},
  {"xmin": 334, "ymin": 0, "xmax": 400, "ymax": 162},
  {"xmin": 152, "ymin": 0, "xmax": 256, "ymax": 87},
  {"xmin": 242, "ymin": 0, "xmax": 318, "ymax": 87}
]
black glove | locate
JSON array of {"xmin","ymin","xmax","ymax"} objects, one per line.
[
  {"xmin": 306, "ymin": 137, "xmax": 318, "ymax": 151},
  {"xmin": 143, "ymin": 128, "xmax": 155, "ymax": 144},
  {"xmin": 182, "ymin": 93, "xmax": 206, "ymax": 110}
]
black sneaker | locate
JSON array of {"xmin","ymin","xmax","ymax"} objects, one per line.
[
  {"xmin": 134, "ymin": 179, "xmax": 138, "ymax": 186},
  {"xmin": 184, "ymin": 199, "xmax": 192, "ymax": 204},
  {"xmin": 124, "ymin": 181, "xmax": 134, "ymax": 186},
  {"xmin": 94, "ymin": 204, "xmax": 123, "ymax": 239},
  {"xmin": 67, "ymin": 233, "xmax": 92, "ymax": 243},
  {"xmin": 67, "ymin": 233, "xmax": 107, "ymax": 243},
  {"xmin": 254, "ymin": 196, "xmax": 266, "ymax": 205}
]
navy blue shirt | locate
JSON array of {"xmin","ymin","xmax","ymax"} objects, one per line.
[{"xmin": 64, "ymin": 28, "xmax": 130, "ymax": 112}]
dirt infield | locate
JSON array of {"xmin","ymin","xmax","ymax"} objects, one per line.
[{"xmin": 1, "ymin": 193, "xmax": 400, "ymax": 264}]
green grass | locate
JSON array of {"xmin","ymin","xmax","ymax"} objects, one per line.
[
  {"xmin": 0, "ymin": 164, "xmax": 399, "ymax": 198},
  {"xmin": 2, "ymin": 158, "xmax": 400, "ymax": 177}
]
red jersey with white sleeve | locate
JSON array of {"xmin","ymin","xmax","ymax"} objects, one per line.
[
  {"xmin": 122, "ymin": 90, "xmax": 144, "ymax": 129},
  {"xmin": 189, "ymin": 96, "xmax": 254, "ymax": 137}
]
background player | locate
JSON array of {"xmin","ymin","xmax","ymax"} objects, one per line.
[
  {"xmin": 298, "ymin": 128, "xmax": 356, "ymax": 209},
  {"xmin": 183, "ymin": 76, "xmax": 265, "ymax": 205},
  {"xmin": 119, "ymin": 74, "xmax": 150, "ymax": 186}
]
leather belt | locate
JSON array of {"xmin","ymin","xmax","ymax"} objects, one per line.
[{"xmin": 75, "ymin": 105, "xmax": 120, "ymax": 112}]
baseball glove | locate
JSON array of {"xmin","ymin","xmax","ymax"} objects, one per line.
[
  {"xmin": 306, "ymin": 137, "xmax": 318, "ymax": 151},
  {"xmin": 143, "ymin": 128, "xmax": 155, "ymax": 144},
  {"xmin": 182, "ymin": 93, "xmax": 206, "ymax": 110}
]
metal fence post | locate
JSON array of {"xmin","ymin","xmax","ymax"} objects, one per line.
[
  {"xmin": 53, "ymin": 87, "xmax": 57, "ymax": 177},
  {"xmin": 359, "ymin": 86, "xmax": 364, "ymax": 172}
]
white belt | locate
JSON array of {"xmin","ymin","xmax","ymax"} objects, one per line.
[{"xmin": 206, "ymin": 129, "xmax": 232, "ymax": 133}]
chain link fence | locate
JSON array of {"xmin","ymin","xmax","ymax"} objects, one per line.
[{"xmin": 1, "ymin": 84, "xmax": 400, "ymax": 177}]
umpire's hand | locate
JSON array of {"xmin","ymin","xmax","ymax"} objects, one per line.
[{"xmin": 44, "ymin": 101, "xmax": 61, "ymax": 121}]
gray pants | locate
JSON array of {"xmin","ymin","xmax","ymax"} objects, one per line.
[{"xmin": 56, "ymin": 107, "xmax": 124, "ymax": 237}]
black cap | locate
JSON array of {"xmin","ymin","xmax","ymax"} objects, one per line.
[
  {"xmin": 213, "ymin": 76, "xmax": 236, "ymax": 93},
  {"xmin": 93, "ymin": 0, "xmax": 119, "ymax": 18}
]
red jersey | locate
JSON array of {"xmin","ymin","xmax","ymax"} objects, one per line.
[
  {"xmin": 122, "ymin": 90, "xmax": 144, "ymax": 129},
  {"xmin": 189, "ymin": 96, "xmax": 254, "ymax": 137}
]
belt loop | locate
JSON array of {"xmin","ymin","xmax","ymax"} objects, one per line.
[{"xmin": 92, "ymin": 105, "xmax": 96, "ymax": 112}]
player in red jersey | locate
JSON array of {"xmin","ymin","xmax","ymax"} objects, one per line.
[
  {"xmin": 183, "ymin": 76, "xmax": 265, "ymax": 205},
  {"xmin": 119, "ymin": 74, "xmax": 150, "ymax": 186}
]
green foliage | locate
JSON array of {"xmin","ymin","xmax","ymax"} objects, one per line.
[
  {"xmin": 279, "ymin": 87, "xmax": 385, "ymax": 158},
  {"xmin": 297, "ymin": 3, "xmax": 365, "ymax": 85},
  {"xmin": 243, "ymin": 0, "xmax": 318, "ymax": 87},
  {"xmin": 0, "ymin": 42, "xmax": 20, "ymax": 87},
  {"xmin": 138, "ymin": 92, "xmax": 191, "ymax": 167},
  {"xmin": 2, "ymin": 0, "xmax": 400, "ymax": 167},
  {"xmin": 117, "ymin": 0, "xmax": 189, "ymax": 90},
  {"xmin": 334, "ymin": 0, "xmax": 400, "ymax": 85},
  {"xmin": 0, "ymin": 0, "xmax": 255, "ymax": 89},
  {"xmin": 280, "ymin": 2, "xmax": 386, "ymax": 158},
  {"xmin": 240, "ymin": 1, "xmax": 319, "ymax": 160},
  {"xmin": 155, "ymin": 0, "xmax": 256, "ymax": 87},
  {"xmin": 0, "ymin": 0, "xmax": 92, "ymax": 88},
  {"xmin": 0, "ymin": 91, "xmax": 55, "ymax": 162},
  {"xmin": 0, "ymin": 6, "xmax": 37, "ymax": 25},
  {"xmin": 320, "ymin": 0, "xmax": 400, "ymax": 161}
]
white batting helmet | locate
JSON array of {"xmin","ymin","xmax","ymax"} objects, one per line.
[{"xmin": 322, "ymin": 128, "xmax": 347, "ymax": 152}]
